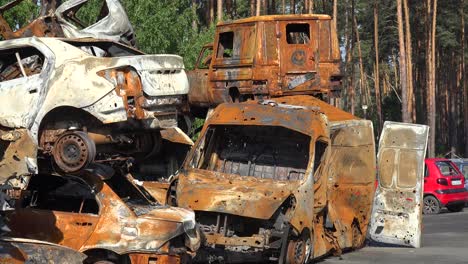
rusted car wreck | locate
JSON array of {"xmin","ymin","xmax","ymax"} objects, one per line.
[
  {"xmin": 5, "ymin": 173, "xmax": 201, "ymax": 263},
  {"xmin": 171, "ymin": 96, "xmax": 429, "ymax": 263},
  {"xmin": 0, "ymin": 0, "xmax": 136, "ymax": 46},
  {"xmin": 0, "ymin": 37, "xmax": 190, "ymax": 193},
  {"xmin": 188, "ymin": 14, "xmax": 342, "ymax": 114}
]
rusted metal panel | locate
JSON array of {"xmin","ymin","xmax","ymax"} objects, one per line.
[
  {"xmin": 369, "ymin": 122, "xmax": 429, "ymax": 248},
  {"xmin": 0, "ymin": 237, "xmax": 86, "ymax": 264},
  {"xmin": 188, "ymin": 15, "xmax": 342, "ymax": 110},
  {"xmin": 0, "ymin": 0, "xmax": 135, "ymax": 46},
  {"xmin": 326, "ymin": 120, "xmax": 376, "ymax": 250},
  {"xmin": 0, "ymin": 129, "xmax": 36, "ymax": 188},
  {"xmin": 6, "ymin": 174, "xmax": 201, "ymax": 262}
]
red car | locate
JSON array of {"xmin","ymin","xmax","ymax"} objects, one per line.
[{"xmin": 423, "ymin": 158, "xmax": 468, "ymax": 214}]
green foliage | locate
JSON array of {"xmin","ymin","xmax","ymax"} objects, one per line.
[{"xmin": 0, "ymin": 0, "xmax": 39, "ymax": 31}]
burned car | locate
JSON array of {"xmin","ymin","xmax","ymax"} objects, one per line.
[
  {"xmin": 5, "ymin": 173, "xmax": 201, "ymax": 263},
  {"xmin": 0, "ymin": 37, "xmax": 190, "ymax": 191},
  {"xmin": 188, "ymin": 14, "xmax": 342, "ymax": 115},
  {"xmin": 170, "ymin": 96, "xmax": 429, "ymax": 263},
  {"xmin": 0, "ymin": 237, "xmax": 86, "ymax": 264},
  {"xmin": 0, "ymin": 0, "xmax": 136, "ymax": 46}
]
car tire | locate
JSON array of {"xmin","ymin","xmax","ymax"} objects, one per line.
[
  {"xmin": 447, "ymin": 204, "xmax": 464, "ymax": 213},
  {"xmin": 423, "ymin": 196, "xmax": 441, "ymax": 214}
]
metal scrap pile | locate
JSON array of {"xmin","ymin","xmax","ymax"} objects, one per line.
[{"xmin": 0, "ymin": 1, "xmax": 429, "ymax": 264}]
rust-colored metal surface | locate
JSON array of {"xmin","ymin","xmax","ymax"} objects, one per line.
[
  {"xmin": 0, "ymin": 128, "xmax": 37, "ymax": 189},
  {"xmin": 0, "ymin": 0, "xmax": 64, "ymax": 40},
  {"xmin": 5, "ymin": 174, "xmax": 200, "ymax": 263},
  {"xmin": 174, "ymin": 97, "xmax": 376, "ymax": 263},
  {"xmin": 188, "ymin": 14, "xmax": 342, "ymax": 110},
  {"xmin": 0, "ymin": 237, "xmax": 85, "ymax": 264}
]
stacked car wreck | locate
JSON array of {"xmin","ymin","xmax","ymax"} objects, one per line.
[
  {"xmin": 0, "ymin": 1, "xmax": 430, "ymax": 263},
  {"xmin": 0, "ymin": 0, "xmax": 200, "ymax": 263}
]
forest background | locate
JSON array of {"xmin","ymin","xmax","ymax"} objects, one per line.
[{"xmin": 1, "ymin": 0, "xmax": 467, "ymax": 157}]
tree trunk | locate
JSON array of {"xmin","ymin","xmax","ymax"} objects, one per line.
[
  {"xmin": 462, "ymin": 0, "xmax": 467, "ymax": 157},
  {"xmin": 309, "ymin": 0, "xmax": 314, "ymax": 13},
  {"xmin": 354, "ymin": 16, "xmax": 369, "ymax": 109},
  {"xmin": 192, "ymin": 0, "xmax": 198, "ymax": 31},
  {"xmin": 332, "ymin": 0, "xmax": 337, "ymax": 30},
  {"xmin": 271, "ymin": 0, "xmax": 276, "ymax": 14},
  {"xmin": 403, "ymin": 0, "xmax": 415, "ymax": 122},
  {"xmin": 217, "ymin": 0, "xmax": 223, "ymax": 21},
  {"xmin": 397, "ymin": 0, "xmax": 409, "ymax": 122},
  {"xmin": 210, "ymin": 0, "xmax": 215, "ymax": 24},
  {"xmin": 282, "ymin": 0, "xmax": 286, "ymax": 14},
  {"xmin": 374, "ymin": 0, "xmax": 383, "ymax": 131},
  {"xmin": 290, "ymin": 0, "xmax": 295, "ymax": 14},
  {"xmin": 427, "ymin": 0, "xmax": 438, "ymax": 157},
  {"xmin": 263, "ymin": 0, "xmax": 268, "ymax": 15},
  {"xmin": 251, "ymin": 0, "xmax": 256, "ymax": 16},
  {"xmin": 257, "ymin": 0, "xmax": 261, "ymax": 15},
  {"xmin": 226, "ymin": 0, "xmax": 232, "ymax": 19}
]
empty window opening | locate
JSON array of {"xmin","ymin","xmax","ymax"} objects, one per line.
[
  {"xmin": 217, "ymin": 32, "xmax": 234, "ymax": 58},
  {"xmin": 21, "ymin": 174, "xmax": 99, "ymax": 214},
  {"xmin": 286, "ymin": 24, "xmax": 310, "ymax": 44},
  {"xmin": 313, "ymin": 141, "xmax": 328, "ymax": 180},
  {"xmin": 191, "ymin": 125, "xmax": 310, "ymax": 181},
  {"xmin": 64, "ymin": 0, "xmax": 109, "ymax": 29},
  {"xmin": 0, "ymin": 47, "xmax": 45, "ymax": 82}
]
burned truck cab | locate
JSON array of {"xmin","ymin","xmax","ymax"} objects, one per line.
[{"xmin": 188, "ymin": 15, "xmax": 342, "ymax": 112}]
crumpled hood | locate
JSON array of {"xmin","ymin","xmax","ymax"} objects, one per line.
[{"xmin": 177, "ymin": 169, "xmax": 299, "ymax": 220}]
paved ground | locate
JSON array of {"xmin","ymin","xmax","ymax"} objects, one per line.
[{"xmin": 321, "ymin": 209, "xmax": 468, "ymax": 264}]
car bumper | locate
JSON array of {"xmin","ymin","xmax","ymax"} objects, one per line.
[{"xmin": 433, "ymin": 189, "xmax": 468, "ymax": 206}]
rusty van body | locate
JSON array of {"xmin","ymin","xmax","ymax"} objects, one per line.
[
  {"xmin": 188, "ymin": 15, "xmax": 342, "ymax": 113},
  {"xmin": 171, "ymin": 96, "xmax": 429, "ymax": 263}
]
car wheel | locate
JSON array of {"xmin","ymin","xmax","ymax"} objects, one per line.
[
  {"xmin": 286, "ymin": 233, "xmax": 313, "ymax": 264},
  {"xmin": 52, "ymin": 131, "xmax": 96, "ymax": 173},
  {"xmin": 423, "ymin": 196, "xmax": 441, "ymax": 214},
  {"xmin": 447, "ymin": 204, "xmax": 464, "ymax": 213}
]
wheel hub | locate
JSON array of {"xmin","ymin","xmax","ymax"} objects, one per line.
[{"xmin": 53, "ymin": 131, "xmax": 96, "ymax": 173}]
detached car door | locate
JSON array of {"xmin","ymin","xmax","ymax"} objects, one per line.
[{"xmin": 369, "ymin": 121, "xmax": 429, "ymax": 248}]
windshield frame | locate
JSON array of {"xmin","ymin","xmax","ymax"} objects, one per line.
[{"xmin": 185, "ymin": 123, "xmax": 314, "ymax": 183}]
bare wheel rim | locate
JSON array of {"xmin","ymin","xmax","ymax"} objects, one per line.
[
  {"xmin": 53, "ymin": 131, "xmax": 96, "ymax": 173},
  {"xmin": 287, "ymin": 237, "xmax": 311, "ymax": 264}
]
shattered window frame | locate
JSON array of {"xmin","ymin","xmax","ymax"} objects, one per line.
[
  {"xmin": 62, "ymin": 0, "xmax": 110, "ymax": 30},
  {"xmin": 188, "ymin": 124, "xmax": 312, "ymax": 181},
  {"xmin": 286, "ymin": 23, "xmax": 311, "ymax": 44},
  {"xmin": 20, "ymin": 174, "xmax": 100, "ymax": 215},
  {"xmin": 0, "ymin": 45, "xmax": 46, "ymax": 82}
]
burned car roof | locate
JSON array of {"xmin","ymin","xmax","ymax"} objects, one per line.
[
  {"xmin": 0, "ymin": 0, "xmax": 136, "ymax": 46},
  {"xmin": 204, "ymin": 96, "xmax": 356, "ymax": 137},
  {"xmin": 217, "ymin": 14, "xmax": 333, "ymax": 26}
]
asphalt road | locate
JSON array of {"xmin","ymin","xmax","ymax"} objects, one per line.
[{"xmin": 321, "ymin": 209, "xmax": 468, "ymax": 264}]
